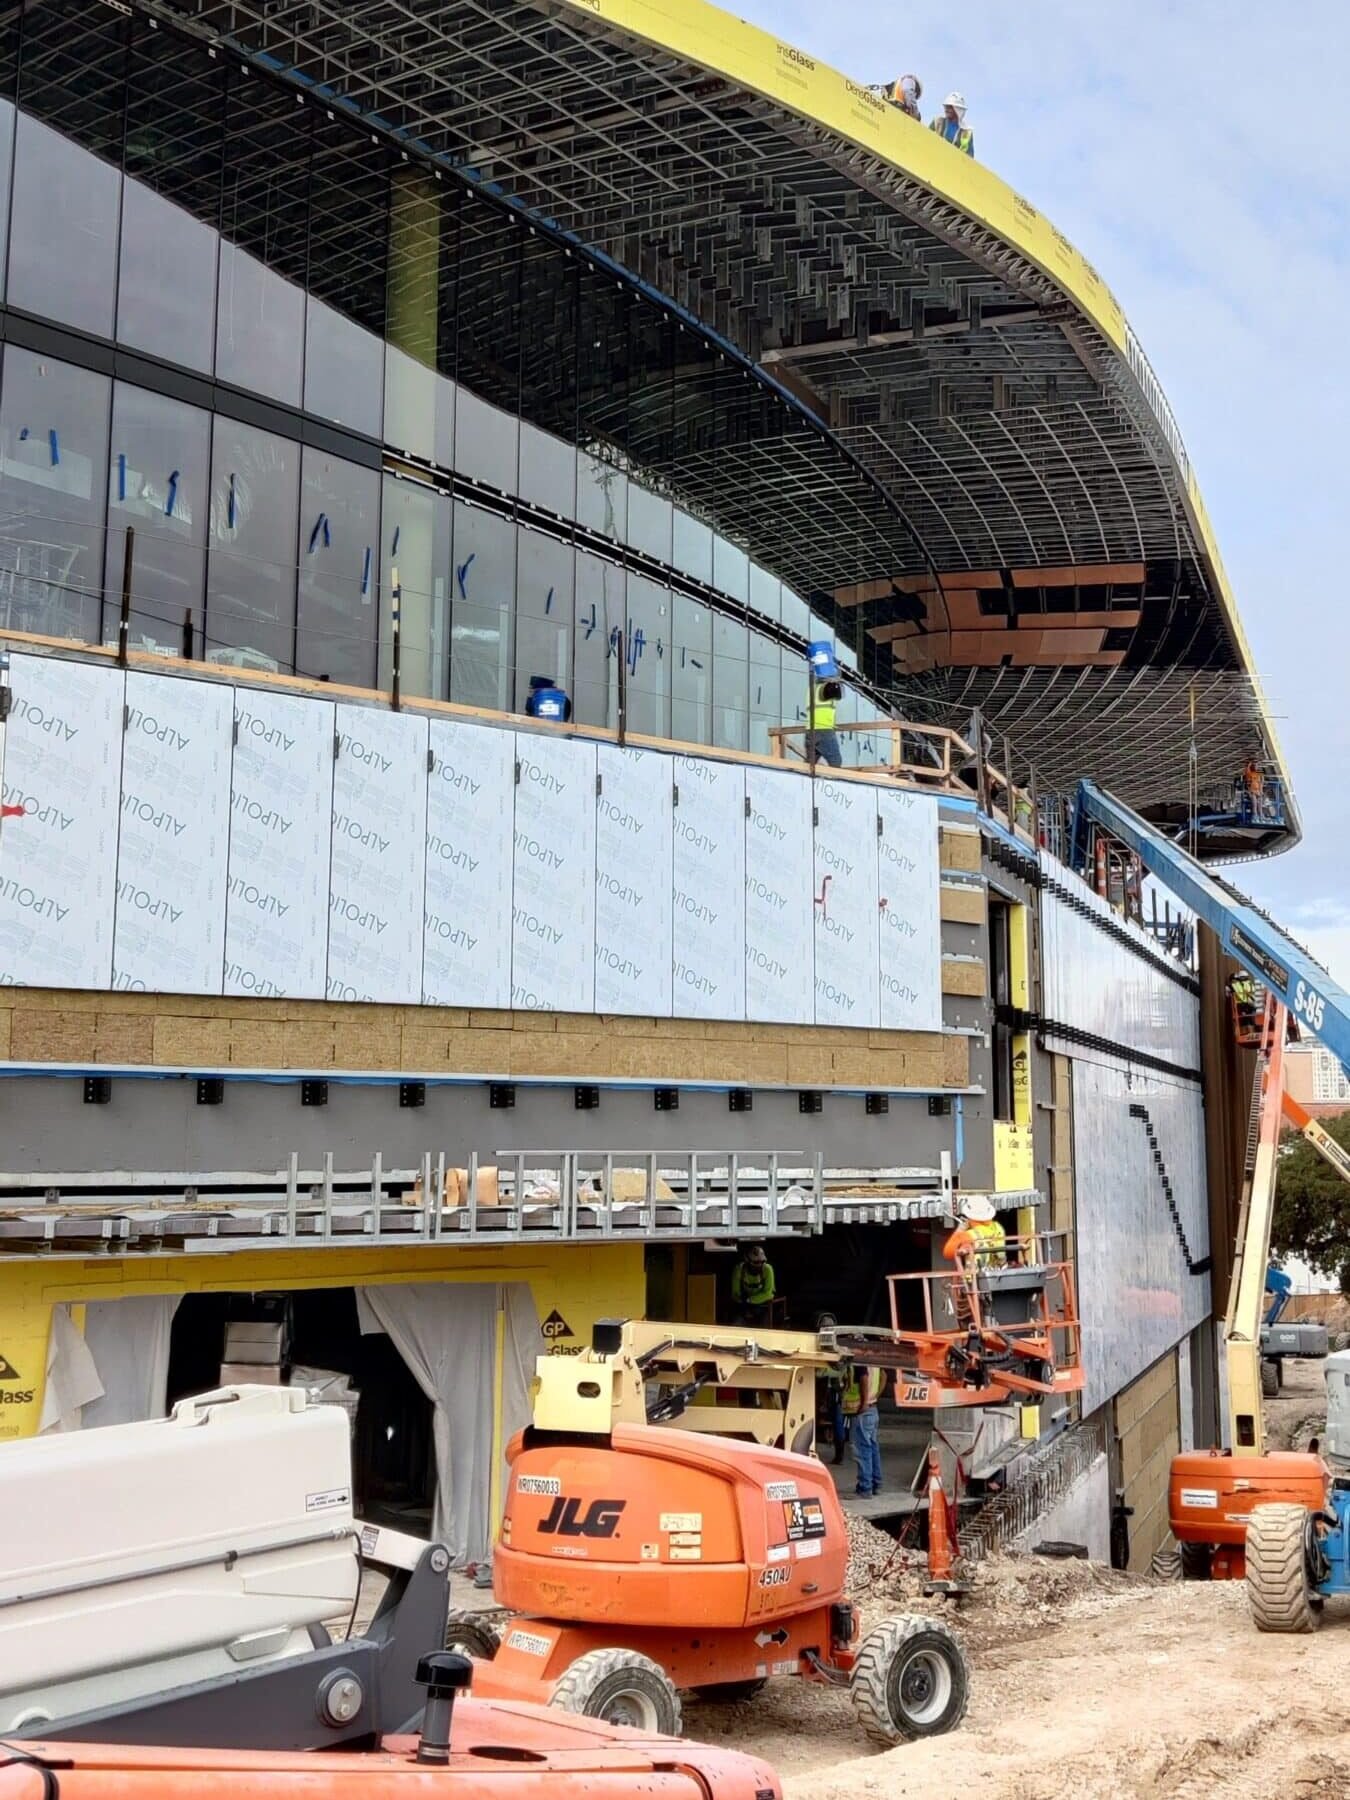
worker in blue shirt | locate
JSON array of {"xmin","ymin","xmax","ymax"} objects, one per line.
[
  {"xmin": 931, "ymin": 91, "xmax": 974, "ymax": 157},
  {"xmin": 524, "ymin": 674, "xmax": 571, "ymax": 722}
]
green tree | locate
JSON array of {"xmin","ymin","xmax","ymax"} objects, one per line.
[{"xmin": 1273, "ymin": 1115, "xmax": 1350, "ymax": 1294}]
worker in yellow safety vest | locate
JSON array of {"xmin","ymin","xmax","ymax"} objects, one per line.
[
  {"xmin": 931, "ymin": 91, "xmax": 974, "ymax": 157},
  {"xmin": 942, "ymin": 1196, "xmax": 1006, "ymax": 1269},
  {"xmin": 810, "ymin": 678, "xmax": 844, "ymax": 768}
]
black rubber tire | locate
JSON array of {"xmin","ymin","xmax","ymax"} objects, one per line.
[
  {"xmin": 850, "ymin": 1614, "xmax": 969, "ymax": 1745},
  {"xmin": 444, "ymin": 1608, "xmax": 501, "ymax": 1661},
  {"xmin": 1261, "ymin": 1359, "xmax": 1279, "ymax": 1398},
  {"xmin": 690, "ymin": 1678, "xmax": 768, "ymax": 1704},
  {"xmin": 552, "ymin": 1648, "xmax": 683, "ymax": 1736},
  {"xmin": 1246, "ymin": 1504, "xmax": 1321, "ymax": 1634},
  {"xmin": 1179, "ymin": 1542, "xmax": 1213, "ymax": 1582},
  {"xmin": 1150, "ymin": 1545, "xmax": 1182, "ymax": 1582}
]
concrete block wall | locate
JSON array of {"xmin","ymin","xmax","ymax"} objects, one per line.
[{"xmin": 1114, "ymin": 1348, "xmax": 1181, "ymax": 1571}]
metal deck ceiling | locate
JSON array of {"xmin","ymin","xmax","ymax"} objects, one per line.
[{"xmin": 162, "ymin": 0, "xmax": 1292, "ymax": 830}]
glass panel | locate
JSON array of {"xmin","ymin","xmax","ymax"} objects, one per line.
[
  {"xmin": 514, "ymin": 527, "xmax": 575, "ymax": 714},
  {"xmin": 672, "ymin": 510, "xmax": 712, "ymax": 585},
  {"xmin": 104, "ymin": 383, "xmax": 210, "ymax": 658},
  {"xmin": 118, "ymin": 179, "xmax": 219, "ymax": 375},
  {"xmin": 749, "ymin": 627, "xmax": 782, "ymax": 757},
  {"xmin": 0, "ymin": 99, "xmax": 13, "ymax": 304},
  {"xmin": 450, "ymin": 500, "xmax": 514, "ymax": 710},
  {"xmin": 577, "ymin": 454, "xmax": 627, "ymax": 545},
  {"xmin": 205, "ymin": 414, "xmax": 298, "ymax": 674},
  {"xmin": 627, "ymin": 485, "xmax": 672, "ymax": 563},
  {"xmin": 714, "ymin": 537, "xmax": 750, "ymax": 604},
  {"xmin": 749, "ymin": 563, "xmax": 780, "ymax": 624},
  {"xmin": 380, "ymin": 474, "xmax": 451, "ymax": 701},
  {"xmin": 216, "ymin": 242, "xmax": 305, "ymax": 407},
  {"xmin": 782, "ymin": 649, "xmax": 809, "ymax": 758},
  {"xmin": 295, "ymin": 449, "xmax": 381, "ymax": 688},
  {"xmin": 386, "ymin": 167, "xmax": 445, "ymax": 436},
  {"xmin": 712, "ymin": 612, "xmax": 749, "ymax": 750},
  {"xmin": 304, "ymin": 298, "xmax": 384, "ymax": 438},
  {"xmin": 8, "ymin": 112, "xmax": 120, "ymax": 337},
  {"xmin": 780, "ymin": 584, "xmax": 810, "ymax": 637},
  {"xmin": 671, "ymin": 593, "xmax": 712, "ymax": 747},
  {"xmin": 519, "ymin": 422, "xmax": 576, "ymax": 519},
  {"xmin": 623, "ymin": 575, "xmax": 671, "ymax": 738},
  {"xmin": 384, "ymin": 344, "xmax": 455, "ymax": 468},
  {"xmin": 0, "ymin": 348, "xmax": 109, "ymax": 642},
  {"xmin": 454, "ymin": 386, "xmax": 518, "ymax": 496},
  {"xmin": 573, "ymin": 550, "xmax": 623, "ymax": 729}
]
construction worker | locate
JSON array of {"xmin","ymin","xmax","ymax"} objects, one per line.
[
  {"xmin": 849, "ymin": 1363, "xmax": 887, "ymax": 1497},
  {"xmin": 1241, "ymin": 758, "xmax": 1266, "ymax": 821},
  {"xmin": 942, "ymin": 1197, "xmax": 1007, "ymax": 1269},
  {"xmin": 810, "ymin": 678, "xmax": 844, "ymax": 768},
  {"xmin": 731, "ymin": 1243, "xmax": 776, "ymax": 1325},
  {"xmin": 930, "ymin": 91, "xmax": 974, "ymax": 156},
  {"xmin": 884, "ymin": 74, "xmax": 922, "ymax": 120},
  {"xmin": 1228, "ymin": 970, "xmax": 1257, "ymax": 1034}
]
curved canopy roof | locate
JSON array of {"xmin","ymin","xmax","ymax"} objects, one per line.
[{"xmin": 167, "ymin": 0, "xmax": 1295, "ymax": 847}]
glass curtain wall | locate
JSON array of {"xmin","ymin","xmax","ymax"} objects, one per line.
[{"xmin": 0, "ymin": 1, "xmax": 885, "ymax": 749}]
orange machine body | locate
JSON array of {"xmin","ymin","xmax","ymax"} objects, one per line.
[
  {"xmin": 1169, "ymin": 1449, "xmax": 1329, "ymax": 1579},
  {"xmin": 476, "ymin": 1423, "xmax": 856, "ymax": 1704},
  {"xmin": 0, "ymin": 1711, "xmax": 782, "ymax": 1800}
]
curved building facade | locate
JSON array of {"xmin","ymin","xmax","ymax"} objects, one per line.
[{"xmin": 0, "ymin": 0, "xmax": 1272, "ymax": 1576}]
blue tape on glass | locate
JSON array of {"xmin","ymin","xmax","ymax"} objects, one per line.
[
  {"xmin": 391, "ymin": 525, "xmax": 401, "ymax": 556},
  {"xmin": 227, "ymin": 473, "xmax": 237, "ymax": 530},
  {"xmin": 584, "ymin": 604, "xmax": 597, "ymax": 640},
  {"xmin": 117, "ymin": 453, "xmax": 127, "ymax": 503},
  {"xmin": 545, "ymin": 586, "xmax": 554, "ymax": 615},
  {"xmin": 456, "ymin": 552, "xmax": 476, "ymax": 599},
  {"xmin": 164, "ymin": 470, "xmax": 180, "ymax": 518},
  {"xmin": 17, "ymin": 427, "xmax": 28, "ymax": 442},
  {"xmin": 361, "ymin": 545, "xmax": 372, "ymax": 598},
  {"xmin": 48, "ymin": 429, "xmax": 59, "ymax": 468},
  {"xmin": 308, "ymin": 513, "xmax": 331, "ymax": 554}
]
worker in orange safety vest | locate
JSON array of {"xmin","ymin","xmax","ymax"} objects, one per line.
[{"xmin": 942, "ymin": 1196, "xmax": 1006, "ymax": 1268}]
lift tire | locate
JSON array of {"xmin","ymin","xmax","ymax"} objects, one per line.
[
  {"xmin": 1261, "ymin": 1359, "xmax": 1279, "ymax": 1399},
  {"xmin": 444, "ymin": 1609, "xmax": 501, "ymax": 1661},
  {"xmin": 1150, "ymin": 1544, "xmax": 1182, "ymax": 1582},
  {"xmin": 850, "ymin": 1614, "xmax": 969, "ymax": 1745},
  {"xmin": 1179, "ymin": 1542, "xmax": 1213, "ymax": 1582},
  {"xmin": 1246, "ymin": 1504, "xmax": 1321, "ymax": 1634},
  {"xmin": 690, "ymin": 1679, "xmax": 768, "ymax": 1704},
  {"xmin": 552, "ymin": 1648, "xmax": 683, "ymax": 1736}
]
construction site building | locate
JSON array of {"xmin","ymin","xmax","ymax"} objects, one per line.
[{"xmin": 0, "ymin": 0, "xmax": 1292, "ymax": 1572}]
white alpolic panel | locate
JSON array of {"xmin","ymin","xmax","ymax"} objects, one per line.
[
  {"xmin": 113, "ymin": 672, "xmax": 233, "ymax": 995},
  {"xmin": 594, "ymin": 745, "xmax": 673, "ymax": 1015},
  {"xmin": 672, "ymin": 753, "xmax": 746, "ymax": 1021},
  {"xmin": 1073, "ymin": 1061, "xmax": 1210, "ymax": 1414},
  {"xmin": 1041, "ymin": 851, "xmax": 1200, "ymax": 1070},
  {"xmin": 0, "ymin": 654, "xmax": 123, "ymax": 990},
  {"xmin": 423, "ymin": 720, "xmax": 515, "ymax": 1008},
  {"xmin": 744, "ymin": 767, "xmax": 814, "ymax": 1024},
  {"xmin": 224, "ymin": 689, "xmax": 334, "ymax": 1001},
  {"xmin": 327, "ymin": 706, "xmax": 429, "ymax": 1004},
  {"xmin": 813, "ymin": 779, "xmax": 880, "ymax": 1028},
  {"xmin": 877, "ymin": 788, "xmax": 942, "ymax": 1030},
  {"xmin": 512, "ymin": 735, "xmax": 597, "ymax": 1013}
]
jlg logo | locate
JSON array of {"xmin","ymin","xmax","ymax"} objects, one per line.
[{"xmin": 537, "ymin": 1496, "xmax": 626, "ymax": 1539}]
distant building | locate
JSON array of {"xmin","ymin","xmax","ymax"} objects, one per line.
[{"xmin": 1286, "ymin": 1045, "xmax": 1350, "ymax": 1115}]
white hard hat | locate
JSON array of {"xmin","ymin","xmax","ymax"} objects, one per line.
[
  {"xmin": 962, "ymin": 1196, "xmax": 997, "ymax": 1224},
  {"xmin": 944, "ymin": 90, "xmax": 967, "ymax": 115}
]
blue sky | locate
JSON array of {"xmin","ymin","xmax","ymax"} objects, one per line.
[{"xmin": 738, "ymin": 0, "xmax": 1350, "ymax": 980}]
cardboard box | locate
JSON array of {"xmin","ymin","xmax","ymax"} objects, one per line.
[
  {"xmin": 218, "ymin": 1363, "xmax": 282, "ymax": 1386},
  {"xmin": 223, "ymin": 1321, "xmax": 285, "ymax": 1365}
]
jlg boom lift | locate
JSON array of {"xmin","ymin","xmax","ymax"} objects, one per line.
[{"xmin": 1074, "ymin": 782, "xmax": 1350, "ymax": 1629}]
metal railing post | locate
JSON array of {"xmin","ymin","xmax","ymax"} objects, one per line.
[{"xmin": 116, "ymin": 527, "xmax": 135, "ymax": 668}]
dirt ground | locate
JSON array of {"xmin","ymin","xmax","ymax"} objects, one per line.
[{"xmin": 685, "ymin": 1360, "xmax": 1348, "ymax": 1800}]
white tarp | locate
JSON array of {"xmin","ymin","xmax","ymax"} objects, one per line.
[
  {"xmin": 878, "ymin": 788, "xmax": 943, "ymax": 1031},
  {"xmin": 594, "ymin": 745, "xmax": 673, "ymax": 1016},
  {"xmin": 113, "ymin": 673, "xmax": 233, "ymax": 995},
  {"xmin": 0, "ymin": 655, "xmax": 123, "ymax": 989},
  {"xmin": 327, "ymin": 706, "xmax": 428, "ymax": 1004},
  {"xmin": 357, "ymin": 1281, "xmax": 541, "ymax": 1565},
  {"xmin": 744, "ymin": 767, "xmax": 814, "ymax": 1024},
  {"xmin": 813, "ymin": 779, "xmax": 881, "ymax": 1028},
  {"xmin": 672, "ymin": 754, "xmax": 745, "ymax": 1021},
  {"xmin": 511, "ymin": 734, "xmax": 596, "ymax": 1013},
  {"xmin": 224, "ymin": 689, "xmax": 334, "ymax": 1002},
  {"xmin": 39, "ymin": 1305, "xmax": 104, "ymax": 1434},
  {"xmin": 80, "ymin": 1295, "xmax": 181, "ymax": 1429},
  {"xmin": 423, "ymin": 720, "xmax": 515, "ymax": 1007}
]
